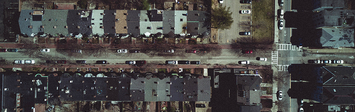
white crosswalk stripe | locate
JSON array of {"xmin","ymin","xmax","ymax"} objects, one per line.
[
  {"xmin": 277, "ymin": 44, "xmax": 301, "ymax": 51},
  {"xmin": 271, "ymin": 51, "xmax": 278, "ymax": 65},
  {"xmin": 277, "ymin": 65, "xmax": 289, "ymax": 71}
]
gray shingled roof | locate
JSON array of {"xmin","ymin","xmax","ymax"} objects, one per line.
[
  {"xmin": 144, "ymin": 78, "xmax": 158, "ymax": 101},
  {"xmin": 67, "ymin": 10, "xmax": 92, "ymax": 36},
  {"xmin": 19, "ymin": 10, "xmax": 34, "ymax": 36},
  {"xmin": 319, "ymin": 28, "xmax": 354, "ymax": 48},
  {"xmin": 170, "ymin": 76, "xmax": 184, "ymax": 101},
  {"xmin": 184, "ymin": 76, "xmax": 198, "ymax": 101},
  {"xmin": 103, "ymin": 10, "xmax": 116, "ymax": 34},
  {"xmin": 163, "ymin": 11, "xmax": 175, "ymax": 34},
  {"xmin": 42, "ymin": 10, "xmax": 68, "ymax": 36},
  {"xmin": 197, "ymin": 77, "xmax": 211, "ymax": 101}
]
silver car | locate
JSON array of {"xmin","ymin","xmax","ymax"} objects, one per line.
[{"xmin": 166, "ymin": 60, "xmax": 178, "ymax": 65}]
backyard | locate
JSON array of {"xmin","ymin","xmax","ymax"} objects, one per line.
[{"xmin": 252, "ymin": 0, "xmax": 274, "ymax": 44}]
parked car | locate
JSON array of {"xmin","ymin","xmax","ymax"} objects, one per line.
[
  {"xmin": 41, "ymin": 48, "xmax": 50, "ymax": 52},
  {"xmin": 256, "ymin": 57, "xmax": 267, "ymax": 61},
  {"xmin": 240, "ymin": 10, "xmax": 251, "ymax": 14},
  {"xmin": 239, "ymin": 60, "xmax": 250, "ymax": 64},
  {"xmin": 277, "ymin": 91, "xmax": 283, "ymax": 100},
  {"xmin": 14, "ymin": 60, "xmax": 24, "ymax": 64},
  {"xmin": 178, "ymin": 60, "xmax": 190, "ymax": 64},
  {"xmin": 323, "ymin": 60, "xmax": 332, "ymax": 64},
  {"xmin": 299, "ymin": 107, "xmax": 304, "ymax": 112},
  {"xmin": 117, "ymin": 49, "xmax": 128, "ymax": 53},
  {"xmin": 332, "ymin": 60, "xmax": 344, "ymax": 64},
  {"xmin": 96, "ymin": 60, "xmax": 107, "ymax": 64},
  {"xmin": 71, "ymin": 49, "xmax": 82, "ymax": 54},
  {"xmin": 186, "ymin": 50, "xmax": 197, "ymax": 53},
  {"xmin": 196, "ymin": 104, "xmax": 206, "ymax": 108},
  {"xmin": 166, "ymin": 60, "xmax": 178, "ymax": 65},
  {"xmin": 76, "ymin": 60, "xmax": 86, "ymax": 64},
  {"xmin": 278, "ymin": 19, "xmax": 284, "ymax": 30},
  {"xmin": 125, "ymin": 61, "xmax": 136, "ymax": 65},
  {"xmin": 308, "ymin": 60, "xmax": 316, "ymax": 64},
  {"xmin": 239, "ymin": 32, "xmax": 251, "ymax": 35},
  {"xmin": 279, "ymin": 0, "xmax": 284, "ymax": 6},
  {"xmin": 164, "ymin": 49, "xmax": 175, "ymax": 53},
  {"xmin": 7, "ymin": 49, "xmax": 18, "ymax": 52},
  {"xmin": 242, "ymin": 50, "xmax": 253, "ymax": 54},
  {"xmin": 25, "ymin": 60, "xmax": 35, "ymax": 64},
  {"xmin": 55, "ymin": 60, "xmax": 67, "ymax": 64},
  {"xmin": 218, "ymin": 0, "xmax": 223, "ymax": 3},
  {"xmin": 190, "ymin": 61, "xmax": 200, "ymax": 64},
  {"xmin": 278, "ymin": 9, "xmax": 284, "ymax": 19},
  {"xmin": 136, "ymin": 60, "xmax": 146, "ymax": 66},
  {"xmin": 0, "ymin": 49, "xmax": 7, "ymax": 52},
  {"xmin": 240, "ymin": 0, "xmax": 251, "ymax": 3},
  {"xmin": 129, "ymin": 50, "xmax": 140, "ymax": 53}
]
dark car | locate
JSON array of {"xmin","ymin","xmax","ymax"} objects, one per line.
[
  {"xmin": 242, "ymin": 50, "xmax": 253, "ymax": 54},
  {"xmin": 129, "ymin": 50, "xmax": 141, "ymax": 53},
  {"xmin": 0, "ymin": 49, "xmax": 7, "ymax": 52},
  {"xmin": 71, "ymin": 49, "xmax": 82, "ymax": 54},
  {"xmin": 136, "ymin": 60, "xmax": 146, "ymax": 66},
  {"xmin": 190, "ymin": 61, "xmax": 200, "ymax": 64},
  {"xmin": 186, "ymin": 50, "xmax": 197, "ymax": 53},
  {"xmin": 76, "ymin": 60, "xmax": 86, "ymax": 64},
  {"xmin": 178, "ymin": 60, "xmax": 190, "ymax": 64},
  {"xmin": 96, "ymin": 60, "xmax": 107, "ymax": 64},
  {"xmin": 7, "ymin": 49, "xmax": 18, "ymax": 52},
  {"xmin": 240, "ymin": 0, "xmax": 251, "ymax": 3},
  {"xmin": 308, "ymin": 60, "xmax": 316, "ymax": 64},
  {"xmin": 196, "ymin": 104, "xmax": 206, "ymax": 108},
  {"xmin": 55, "ymin": 60, "xmax": 67, "ymax": 64}
]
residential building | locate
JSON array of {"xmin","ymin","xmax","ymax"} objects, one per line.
[
  {"xmin": 91, "ymin": 10, "xmax": 105, "ymax": 36},
  {"xmin": 288, "ymin": 65, "xmax": 355, "ymax": 111},
  {"xmin": 210, "ymin": 68, "xmax": 262, "ymax": 112},
  {"xmin": 18, "ymin": 10, "xmax": 43, "ymax": 36},
  {"xmin": 312, "ymin": 9, "xmax": 355, "ymax": 29},
  {"xmin": 18, "ymin": 10, "xmax": 210, "ymax": 37},
  {"xmin": 67, "ymin": 10, "xmax": 92, "ymax": 36},
  {"xmin": 42, "ymin": 10, "xmax": 68, "ymax": 36},
  {"xmin": 315, "ymin": 28, "xmax": 354, "ymax": 48},
  {"xmin": 312, "ymin": 0, "xmax": 345, "ymax": 12},
  {"xmin": 103, "ymin": 10, "xmax": 116, "ymax": 35},
  {"xmin": 115, "ymin": 10, "xmax": 128, "ymax": 35}
]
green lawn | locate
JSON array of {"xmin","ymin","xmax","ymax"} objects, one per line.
[{"xmin": 252, "ymin": 0, "xmax": 274, "ymax": 43}]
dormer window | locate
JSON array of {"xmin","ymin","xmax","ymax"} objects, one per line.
[{"xmin": 180, "ymin": 19, "xmax": 183, "ymax": 21}]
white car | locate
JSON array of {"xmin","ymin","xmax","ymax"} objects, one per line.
[
  {"xmin": 278, "ymin": 91, "xmax": 283, "ymax": 100},
  {"xmin": 14, "ymin": 60, "xmax": 25, "ymax": 64},
  {"xmin": 332, "ymin": 60, "xmax": 344, "ymax": 64},
  {"xmin": 41, "ymin": 48, "xmax": 50, "ymax": 52},
  {"xmin": 279, "ymin": 19, "xmax": 284, "ymax": 30},
  {"xmin": 256, "ymin": 57, "xmax": 267, "ymax": 61},
  {"xmin": 240, "ymin": 10, "xmax": 251, "ymax": 14},
  {"xmin": 14, "ymin": 60, "xmax": 35, "ymax": 64},
  {"xmin": 219, "ymin": 0, "xmax": 223, "ymax": 3},
  {"xmin": 323, "ymin": 60, "xmax": 332, "ymax": 64},
  {"xmin": 25, "ymin": 60, "xmax": 35, "ymax": 64},
  {"xmin": 117, "ymin": 49, "xmax": 128, "ymax": 53},
  {"xmin": 239, "ymin": 60, "xmax": 250, "ymax": 64}
]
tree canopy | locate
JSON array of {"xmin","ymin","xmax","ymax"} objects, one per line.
[{"xmin": 211, "ymin": 6, "xmax": 234, "ymax": 30}]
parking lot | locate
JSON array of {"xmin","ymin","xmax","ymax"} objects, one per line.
[{"xmin": 218, "ymin": 0, "xmax": 252, "ymax": 44}]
